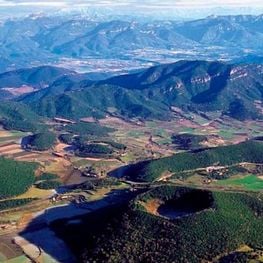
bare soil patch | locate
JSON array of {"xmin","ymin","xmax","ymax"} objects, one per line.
[
  {"xmin": 0, "ymin": 144, "xmax": 21, "ymax": 152},
  {"xmin": 2, "ymin": 86, "xmax": 35, "ymax": 96},
  {"xmin": 0, "ymin": 131, "xmax": 12, "ymax": 137},
  {"xmin": 54, "ymin": 143, "xmax": 69, "ymax": 153},
  {"xmin": 0, "ymin": 234, "xmax": 23, "ymax": 260},
  {"xmin": 142, "ymin": 199, "xmax": 163, "ymax": 216}
]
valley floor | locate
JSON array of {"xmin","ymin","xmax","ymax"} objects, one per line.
[{"xmin": 0, "ymin": 114, "xmax": 262, "ymax": 262}]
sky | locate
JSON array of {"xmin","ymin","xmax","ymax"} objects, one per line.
[
  {"xmin": 0, "ymin": 0, "xmax": 262, "ymax": 19},
  {"xmin": 0, "ymin": 0, "xmax": 262, "ymax": 8}
]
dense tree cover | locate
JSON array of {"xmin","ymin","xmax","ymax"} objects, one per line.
[
  {"xmin": 50, "ymin": 186, "xmax": 263, "ymax": 263},
  {"xmin": 64, "ymin": 122, "xmax": 115, "ymax": 137},
  {"xmin": 1, "ymin": 119, "xmax": 43, "ymax": 133},
  {"xmin": 109, "ymin": 141, "xmax": 126, "ymax": 150},
  {"xmin": 0, "ymin": 198, "xmax": 36, "ymax": 211},
  {"xmin": 35, "ymin": 180, "xmax": 61, "ymax": 190},
  {"xmin": 21, "ymin": 61, "xmax": 263, "ymax": 121},
  {"xmin": 58, "ymin": 133, "xmax": 75, "ymax": 144},
  {"xmin": 60, "ymin": 133, "xmax": 126, "ymax": 151},
  {"xmin": 136, "ymin": 185, "xmax": 212, "ymax": 204},
  {"xmin": 59, "ymin": 133, "xmax": 123, "ymax": 157},
  {"xmin": 95, "ymin": 140, "xmax": 126, "ymax": 151},
  {"xmin": 35, "ymin": 173, "xmax": 60, "ymax": 190},
  {"xmin": 25, "ymin": 132, "xmax": 56, "ymax": 151},
  {"xmin": 23, "ymin": 84, "xmax": 170, "ymax": 120},
  {"xmin": 0, "ymin": 158, "xmax": 37, "ymax": 199},
  {"xmin": 75, "ymin": 143, "xmax": 113, "ymax": 158},
  {"xmin": 0, "ymin": 101, "xmax": 46, "ymax": 133},
  {"xmin": 219, "ymin": 253, "xmax": 249, "ymax": 263},
  {"xmin": 226, "ymin": 99, "xmax": 252, "ymax": 121},
  {"xmin": 124, "ymin": 140, "xmax": 263, "ymax": 182},
  {"xmin": 218, "ymin": 251, "xmax": 258, "ymax": 262},
  {"xmin": 0, "ymin": 102, "xmax": 40, "ymax": 122},
  {"xmin": 172, "ymin": 133, "xmax": 208, "ymax": 150}
]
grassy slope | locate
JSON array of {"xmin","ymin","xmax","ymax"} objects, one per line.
[{"xmin": 217, "ymin": 175, "xmax": 263, "ymax": 191}]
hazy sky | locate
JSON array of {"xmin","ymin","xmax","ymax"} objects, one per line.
[{"xmin": 0, "ymin": 0, "xmax": 262, "ymax": 8}]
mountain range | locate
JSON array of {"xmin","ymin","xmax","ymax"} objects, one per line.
[
  {"xmin": 1, "ymin": 14, "xmax": 263, "ymax": 73},
  {"xmin": 0, "ymin": 60, "xmax": 261, "ymax": 122}
]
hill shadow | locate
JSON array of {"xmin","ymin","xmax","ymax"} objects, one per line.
[
  {"xmin": 20, "ymin": 135, "xmax": 32, "ymax": 150},
  {"xmin": 17, "ymin": 188, "xmax": 136, "ymax": 262},
  {"xmin": 108, "ymin": 160, "xmax": 152, "ymax": 182},
  {"xmin": 191, "ymin": 64, "xmax": 232, "ymax": 104}
]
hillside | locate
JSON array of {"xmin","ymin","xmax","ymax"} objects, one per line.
[
  {"xmin": 19, "ymin": 60, "xmax": 263, "ymax": 121},
  {"xmin": 175, "ymin": 15, "xmax": 263, "ymax": 49},
  {"xmin": 0, "ymin": 66, "xmax": 79, "ymax": 100},
  {"xmin": 99, "ymin": 60, "xmax": 263, "ymax": 119},
  {"xmin": 0, "ymin": 66, "xmax": 74, "ymax": 88},
  {"xmin": 121, "ymin": 140, "xmax": 263, "ymax": 182},
  {"xmin": 25, "ymin": 132, "xmax": 56, "ymax": 151},
  {"xmin": 0, "ymin": 101, "xmax": 45, "ymax": 132},
  {"xmin": 51, "ymin": 185, "xmax": 263, "ymax": 262},
  {"xmin": 20, "ymin": 83, "xmax": 169, "ymax": 119},
  {"xmin": 50, "ymin": 20, "xmax": 196, "ymax": 57}
]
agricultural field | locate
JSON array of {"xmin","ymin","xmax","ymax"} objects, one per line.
[
  {"xmin": 0, "ymin": 234, "xmax": 27, "ymax": 263},
  {"xmin": 0, "ymin": 129, "xmax": 28, "ymax": 158},
  {"xmin": 0, "ymin": 128, "xmax": 49, "ymax": 163},
  {"xmin": 103, "ymin": 116, "xmax": 263, "ymax": 154},
  {"xmin": 216, "ymin": 175, "xmax": 263, "ymax": 191},
  {"xmin": 0, "ymin": 116, "xmax": 262, "ymax": 262},
  {"xmin": 12, "ymin": 187, "xmax": 54, "ymax": 200},
  {"xmin": 0, "ymin": 116, "xmax": 261, "ymax": 202}
]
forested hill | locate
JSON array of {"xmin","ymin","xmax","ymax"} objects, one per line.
[
  {"xmin": 51, "ymin": 185, "xmax": 263, "ymax": 262},
  {"xmin": 121, "ymin": 140, "xmax": 263, "ymax": 182},
  {"xmin": 0, "ymin": 66, "xmax": 75, "ymax": 89},
  {"xmin": 19, "ymin": 60, "xmax": 263, "ymax": 121}
]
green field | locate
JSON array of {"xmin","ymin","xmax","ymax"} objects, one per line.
[
  {"xmin": 5, "ymin": 255, "xmax": 29, "ymax": 263},
  {"xmin": 146, "ymin": 121, "xmax": 157, "ymax": 128},
  {"xmin": 0, "ymin": 252, "xmax": 7, "ymax": 262},
  {"xmin": 218, "ymin": 130, "xmax": 234, "ymax": 139},
  {"xmin": 180, "ymin": 127, "xmax": 196, "ymax": 134},
  {"xmin": 217, "ymin": 175, "xmax": 263, "ymax": 191},
  {"xmin": 127, "ymin": 130, "xmax": 145, "ymax": 138}
]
